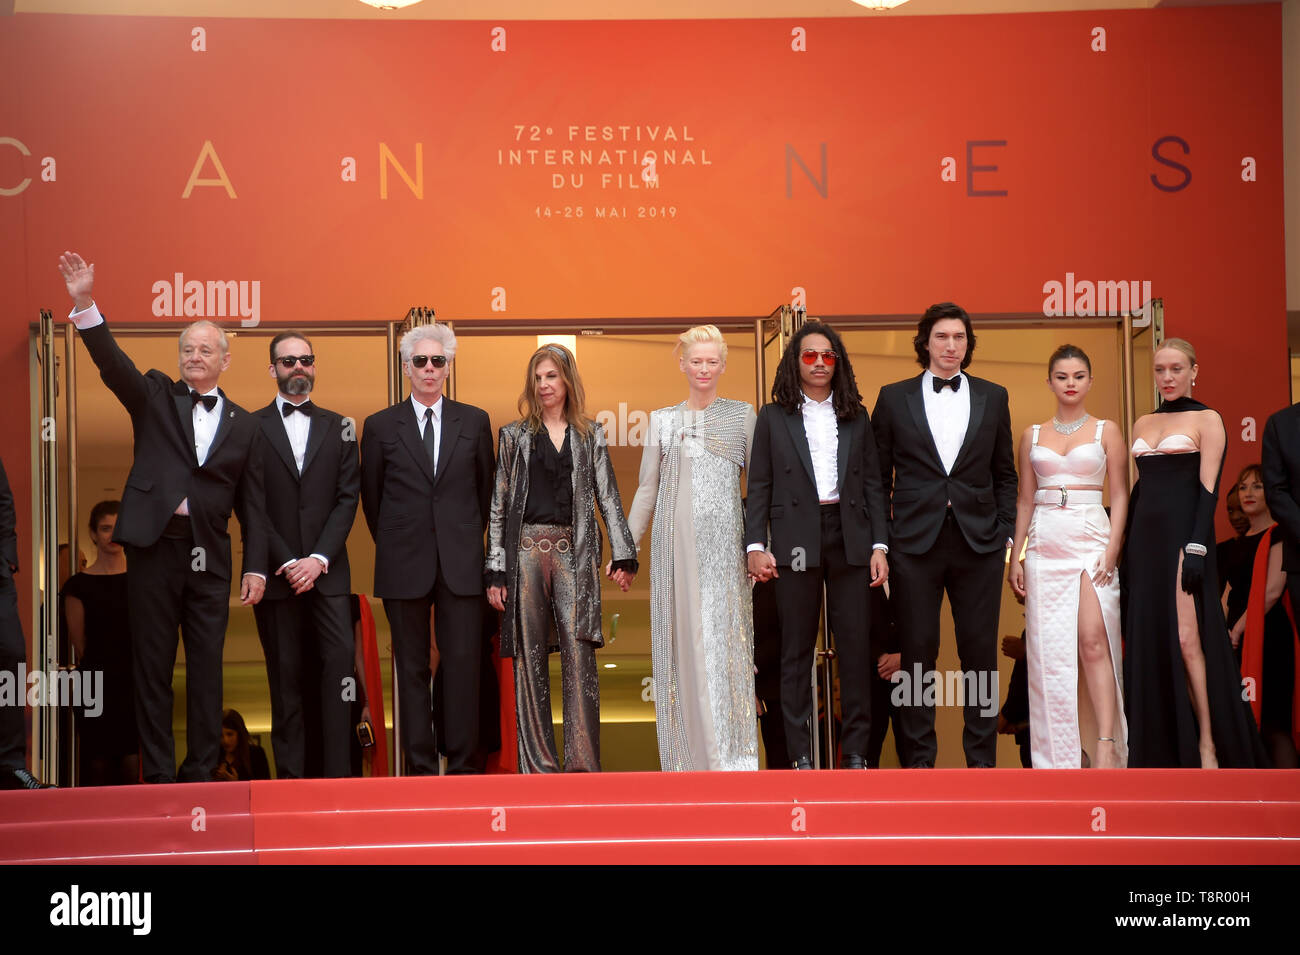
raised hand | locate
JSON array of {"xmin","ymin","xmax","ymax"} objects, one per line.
[{"xmin": 58, "ymin": 251, "xmax": 95, "ymax": 309}]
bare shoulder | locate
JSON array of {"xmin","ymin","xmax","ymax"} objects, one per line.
[{"xmin": 1196, "ymin": 407, "xmax": 1226, "ymax": 436}]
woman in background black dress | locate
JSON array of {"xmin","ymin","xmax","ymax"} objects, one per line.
[
  {"xmin": 1218, "ymin": 464, "xmax": 1298, "ymax": 768},
  {"xmin": 1123, "ymin": 339, "xmax": 1266, "ymax": 768},
  {"xmin": 62, "ymin": 500, "xmax": 137, "ymax": 786}
]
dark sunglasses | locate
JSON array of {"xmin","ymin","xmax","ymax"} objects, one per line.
[
  {"xmin": 800, "ymin": 349, "xmax": 837, "ymax": 366},
  {"xmin": 274, "ymin": 354, "xmax": 315, "ymax": 368},
  {"xmin": 410, "ymin": 354, "xmax": 448, "ymax": 369}
]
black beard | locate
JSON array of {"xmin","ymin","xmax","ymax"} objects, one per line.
[{"xmin": 280, "ymin": 373, "xmax": 313, "ymax": 396}]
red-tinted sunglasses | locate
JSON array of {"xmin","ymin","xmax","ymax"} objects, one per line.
[{"xmin": 800, "ymin": 349, "xmax": 837, "ymax": 366}]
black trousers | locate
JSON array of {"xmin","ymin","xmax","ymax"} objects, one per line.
[
  {"xmin": 0, "ymin": 575, "xmax": 26, "ymax": 772},
  {"xmin": 253, "ymin": 591, "xmax": 353, "ymax": 779},
  {"xmin": 751, "ymin": 576, "xmax": 788, "ymax": 768},
  {"xmin": 890, "ymin": 510, "xmax": 1003, "ymax": 767},
  {"xmin": 125, "ymin": 522, "xmax": 230, "ymax": 783},
  {"xmin": 866, "ymin": 671, "xmax": 904, "ymax": 768},
  {"xmin": 773, "ymin": 505, "xmax": 872, "ymax": 764},
  {"xmin": 383, "ymin": 573, "xmax": 482, "ymax": 775}
]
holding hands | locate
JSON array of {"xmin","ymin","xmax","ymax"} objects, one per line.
[
  {"xmin": 747, "ymin": 550, "xmax": 778, "ymax": 583},
  {"xmin": 604, "ymin": 561, "xmax": 636, "ymax": 592}
]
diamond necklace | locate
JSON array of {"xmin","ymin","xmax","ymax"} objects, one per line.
[{"xmin": 1052, "ymin": 412, "xmax": 1090, "ymax": 436}]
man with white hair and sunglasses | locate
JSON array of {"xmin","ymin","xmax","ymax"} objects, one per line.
[{"xmin": 360, "ymin": 324, "xmax": 494, "ymax": 774}]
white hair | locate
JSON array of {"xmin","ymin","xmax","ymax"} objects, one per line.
[
  {"xmin": 179, "ymin": 320, "xmax": 229, "ymax": 355},
  {"xmin": 400, "ymin": 323, "xmax": 457, "ymax": 362}
]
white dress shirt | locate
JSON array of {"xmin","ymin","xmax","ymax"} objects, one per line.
[
  {"xmin": 276, "ymin": 394, "xmax": 311, "ymax": 474},
  {"xmin": 412, "ymin": 393, "xmax": 443, "ymax": 473},
  {"xmin": 921, "ymin": 369, "xmax": 970, "ymax": 475},
  {"xmin": 800, "ymin": 391, "xmax": 840, "ymax": 504},
  {"xmin": 274, "ymin": 394, "xmax": 331, "ymax": 576},
  {"xmin": 191, "ymin": 387, "xmax": 223, "ymax": 466}
]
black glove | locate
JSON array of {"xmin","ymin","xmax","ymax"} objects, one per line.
[
  {"xmin": 1180, "ymin": 486, "xmax": 1217, "ymax": 595},
  {"xmin": 1180, "ymin": 549, "xmax": 1205, "ymax": 595}
]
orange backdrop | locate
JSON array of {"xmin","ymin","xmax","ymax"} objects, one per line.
[{"xmin": 0, "ymin": 6, "xmax": 1289, "ymax": 627}]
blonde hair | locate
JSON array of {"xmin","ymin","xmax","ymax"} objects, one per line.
[
  {"xmin": 1158, "ymin": 337, "xmax": 1197, "ymax": 366},
  {"xmin": 677, "ymin": 324, "xmax": 727, "ymax": 363},
  {"xmin": 518, "ymin": 344, "xmax": 592, "ymax": 439}
]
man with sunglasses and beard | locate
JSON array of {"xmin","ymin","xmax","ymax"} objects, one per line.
[
  {"xmin": 872, "ymin": 303, "xmax": 1017, "ymax": 768},
  {"xmin": 745, "ymin": 321, "xmax": 890, "ymax": 769},
  {"xmin": 248, "ymin": 334, "xmax": 359, "ymax": 778},
  {"xmin": 361, "ymin": 325, "xmax": 494, "ymax": 775}
]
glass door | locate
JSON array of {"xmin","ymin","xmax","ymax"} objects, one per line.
[
  {"xmin": 29, "ymin": 311, "xmax": 76, "ymax": 785},
  {"xmin": 1122, "ymin": 298, "xmax": 1164, "ymax": 482}
]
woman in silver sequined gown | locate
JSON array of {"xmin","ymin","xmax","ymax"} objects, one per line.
[{"xmin": 627, "ymin": 326, "xmax": 758, "ymax": 771}]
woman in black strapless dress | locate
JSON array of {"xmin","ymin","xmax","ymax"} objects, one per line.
[
  {"xmin": 62, "ymin": 501, "xmax": 137, "ymax": 785},
  {"xmin": 1123, "ymin": 340, "xmax": 1266, "ymax": 767}
]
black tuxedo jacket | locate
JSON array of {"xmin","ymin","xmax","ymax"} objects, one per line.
[
  {"xmin": 1262, "ymin": 402, "xmax": 1300, "ymax": 574},
  {"xmin": 252, "ymin": 400, "xmax": 360, "ymax": 600},
  {"xmin": 78, "ymin": 320, "xmax": 267, "ymax": 581},
  {"xmin": 872, "ymin": 372, "xmax": 1017, "ymax": 555},
  {"xmin": 744, "ymin": 401, "xmax": 888, "ymax": 568},
  {"xmin": 360, "ymin": 397, "xmax": 494, "ymax": 599}
]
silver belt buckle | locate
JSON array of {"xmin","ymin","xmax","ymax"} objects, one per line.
[{"xmin": 1058, "ymin": 486, "xmax": 1068, "ymax": 508}]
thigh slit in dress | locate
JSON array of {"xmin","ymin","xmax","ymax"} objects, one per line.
[{"xmin": 1025, "ymin": 420, "xmax": 1128, "ymax": 768}]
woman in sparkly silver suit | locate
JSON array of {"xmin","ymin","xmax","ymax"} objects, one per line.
[
  {"xmin": 486, "ymin": 344, "xmax": 637, "ymax": 773},
  {"xmin": 627, "ymin": 326, "xmax": 759, "ymax": 771}
]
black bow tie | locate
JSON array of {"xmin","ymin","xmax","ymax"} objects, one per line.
[
  {"xmin": 190, "ymin": 391, "xmax": 218, "ymax": 411},
  {"xmin": 932, "ymin": 376, "xmax": 961, "ymax": 393},
  {"xmin": 282, "ymin": 401, "xmax": 313, "ymax": 417}
]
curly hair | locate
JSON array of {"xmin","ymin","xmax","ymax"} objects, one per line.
[
  {"xmin": 913, "ymin": 302, "xmax": 976, "ymax": 371},
  {"xmin": 770, "ymin": 321, "xmax": 863, "ymax": 420}
]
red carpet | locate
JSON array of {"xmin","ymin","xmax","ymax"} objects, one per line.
[{"xmin": 2, "ymin": 770, "xmax": 1297, "ymax": 864}]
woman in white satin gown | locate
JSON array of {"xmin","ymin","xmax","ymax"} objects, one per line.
[
  {"xmin": 1008, "ymin": 345, "xmax": 1129, "ymax": 768},
  {"xmin": 626, "ymin": 325, "xmax": 758, "ymax": 771}
]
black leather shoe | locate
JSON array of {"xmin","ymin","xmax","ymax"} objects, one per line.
[
  {"xmin": 969, "ymin": 761, "xmax": 995, "ymax": 769},
  {"xmin": 791, "ymin": 756, "xmax": 813, "ymax": 770},
  {"xmin": 841, "ymin": 754, "xmax": 868, "ymax": 769},
  {"xmin": 0, "ymin": 769, "xmax": 54, "ymax": 790},
  {"xmin": 908, "ymin": 760, "xmax": 935, "ymax": 769}
]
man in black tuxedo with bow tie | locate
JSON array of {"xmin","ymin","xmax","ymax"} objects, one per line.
[
  {"xmin": 249, "ymin": 333, "xmax": 359, "ymax": 778},
  {"xmin": 873, "ymin": 303, "xmax": 1017, "ymax": 768},
  {"xmin": 361, "ymin": 324, "xmax": 494, "ymax": 775},
  {"xmin": 59, "ymin": 252, "xmax": 268, "ymax": 783}
]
